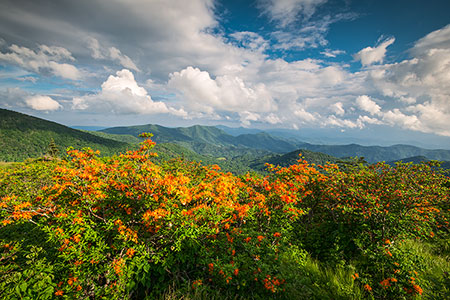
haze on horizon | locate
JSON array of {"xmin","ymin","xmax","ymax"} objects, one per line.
[{"xmin": 1, "ymin": 0, "xmax": 450, "ymax": 148}]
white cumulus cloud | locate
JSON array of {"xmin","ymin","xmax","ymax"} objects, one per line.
[
  {"xmin": 73, "ymin": 69, "xmax": 183, "ymax": 115},
  {"xmin": 382, "ymin": 109, "xmax": 422, "ymax": 132},
  {"xmin": 367, "ymin": 24, "xmax": 450, "ymax": 136},
  {"xmin": 356, "ymin": 95, "xmax": 381, "ymax": 116},
  {"xmin": 354, "ymin": 37, "xmax": 395, "ymax": 66},
  {"xmin": 331, "ymin": 102, "xmax": 345, "ymax": 115},
  {"xmin": 412, "ymin": 24, "xmax": 450, "ymax": 55},
  {"xmin": 25, "ymin": 95, "xmax": 61, "ymax": 111},
  {"xmin": 168, "ymin": 66, "xmax": 276, "ymax": 119}
]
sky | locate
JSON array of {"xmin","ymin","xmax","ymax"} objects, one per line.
[{"xmin": 1, "ymin": 0, "xmax": 450, "ymax": 147}]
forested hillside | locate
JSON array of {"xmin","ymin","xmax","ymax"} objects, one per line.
[
  {"xmin": 299, "ymin": 143, "xmax": 450, "ymax": 163},
  {"xmin": 0, "ymin": 109, "xmax": 131, "ymax": 161},
  {"xmin": 101, "ymin": 124, "xmax": 299, "ymax": 154}
]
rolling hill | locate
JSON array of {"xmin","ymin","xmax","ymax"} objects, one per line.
[
  {"xmin": 249, "ymin": 149, "xmax": 343, "ymax": 172},
  {"xmin": 297, "ymin": 143, "xmax": 450, "ymax": 163},
  {"xmin": 101, "ymin": 123, "xmax": 450, "ymax": 163},
  {"xmin": 100, "ymin": 124, "xmax": 300, "ymax": 154},
  {"xmin": 4, "ymin": 108, "xmax": 450, "ymax": 173},
  {"xmin": 387, "ymin": 155, "xmax": 450, "ymax": 170},
  {"xmin": 0, "ymin": 109, "xmax": 132, "ymax": 161}
]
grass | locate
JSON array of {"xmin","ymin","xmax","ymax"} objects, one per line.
[
  {"xmin": 155, "ymin": 254, "xmax": 365, "ymax": 300},
  {"xmin": 154, "ymin": 239, "xmax": 450, "ymax": 299},
  {"xmin": 0, "ymin": 161, "xmax": 17, "ymax": 169},
  {"xmin": 399, "ymin": 239, "xmax": 450, "ymax": 299}
]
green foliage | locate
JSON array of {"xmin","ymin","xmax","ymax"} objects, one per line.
[
  {"xmin": 0, "ymin": 134, "xmax": 449, "ymax": 299},
  {"xmin": 47, "ymin": 139, "xmax": 60, "ymax": 158}
]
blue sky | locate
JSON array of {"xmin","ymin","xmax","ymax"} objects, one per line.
[{"xmin": 1, "ymin": 0, "xmax": 450, "ymax": 147}]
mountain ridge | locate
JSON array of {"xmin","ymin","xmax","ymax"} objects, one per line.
[
  {"xmin": 3, "ymin": 108, "xmax": 450, "ymax": 167},
  {"xmin": 0, "ymin": 108, "xmax": 131, "ymax": 161}
]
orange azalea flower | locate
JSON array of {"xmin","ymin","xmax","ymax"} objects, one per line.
[
  {"xmin": 74, "ymin": 260, "xmax": 83, "ymax": 266},
  {"xmin": 72, "ymin": 234, "xmax": 81, "ymax": 243},
  {"xmin": 364, "ymin": 284, "xmax": 372, "ymax": 291},
  {"xmin": 380, "ymin": 278, "xmax": 391, "ymax": 289},
  {"xmin": 273, "ymin": 232, "xmax": 281, "ymax": 237},
  {"xmin": 126, "ymin": 248, "xmax": 136, "ymax": 258},
  {"xmin": 413, "ymin": 284, "xmax": 423, "ymax": 295},
  {"xmin": 55, "ymin": 290, "xmax": 64, "ymax": 296}
]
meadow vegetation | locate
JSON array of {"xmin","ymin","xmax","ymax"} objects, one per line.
[{"xmin": 0, "ymin": 134, "xmax": 448, "ymax": 299}]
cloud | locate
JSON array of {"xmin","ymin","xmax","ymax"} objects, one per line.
[
  {"xmin": 325, "ymin": 115, "xmax": 360, "ymax": 129},
  {"xmin": 354, "ymin": 37, "xmax": 395, "ymax": 66},
  {"xmin": 73, "ymin": 69, "xmax": 183, "ymax": 115},
  {"xmin": 16, "ymin": 76, "xmax": 38, "ymax": 83},
  {"xmin": 168, "ymin": 66, "xmax": 276, "ymax": 117},
  {"xmin": 357, "ymin": 115, "xmax": 383, "ymax": 125},
  {"xmin": 408, "ymin": 102, "xmax": 450, "ymax": 136},
  {"xmin": 321, "ymin": 49, "xmax": 345, "ymax": 58},
  {"xmin": 382, "ymin": 109, "xmax": 422, "ymax": 132},
  {"xmin": 294, "ymin": 108, "xmax": 317, "ymax": 122},
  {"xmin": 269, "ymin": 14, "xmax": 354, "ymax": 50},
  {"xmin": 0, "ymin": 43, "xmax": 81, "ymax": 80},
  {"xmin": 411, "ymin": 24, "xmax": 450, "ymax": 55},
  {"xmin": 0, "ymin": 87, "xmax": 61, "ymax": 111},
  {"xmin": 0, "ymin": 87, "xmax": 29, "ymax": 108},
  {"xmin": 356, "ymin": 95, "xmax": 381, "ymax": 115},
  {"xmin": 229, "ymin": 31, "xmax": 268, "ymax": 52},
  {"xmin": 87, "ymin": 37, "xmax": 104, "ymax": 59},
  {"xmin": 108, "ymin": 47, "xmax": 140, "ymax": 71},
  {"xmin": 259, "ymin": 0, "xmax": 328, "ymax": 27},
  {"xmin": 86, "ymin": 38, "xmax": 140, "ymax": 71},
  {"xmin": 331, "ymin": 102, "xmax": 345, "ymax": 115},
  {"xmin": 0, "ymin": 1, "xmax": 449, "ymax": 138},
  {"xmin": 239, "ymin": 111, "xmax": 260, "ymax": 127},
  {"xmin": 366, "ymin": 24, "xmax": 450, "ymax": 136},
  {"xmin": 25, "ymin": 95, "xmax": 61, "ymax": 111},
  {"xmin": 0, "ymin": 0, "xmax": 242, "ymax": 80}
]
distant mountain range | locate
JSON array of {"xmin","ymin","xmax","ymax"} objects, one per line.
[
  {"xmin": 387, "ymin": 155, "xmax": 450, "ymax": 169},
  {"xmin": 102, "ymin": 123, "xmax": 450, "ymax": 163},
  {"xmin": 2, "ymin": 108, "xmax": 450, "ymax": 172},
  {"xmin": 100, "ymin": 124, "xmax": 297, "ymax": 154},
  {"xmin": 295, "ymin": 143, "xmax": 450, "ymax": 163}
]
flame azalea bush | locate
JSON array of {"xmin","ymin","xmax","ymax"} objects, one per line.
[
  {"xmin": 291, "ymin": 160, "xmax": 450, "ymax": 299},
  {"xmin": 0, "ymin": 134, "xmax": 449, "ymax": 299}
]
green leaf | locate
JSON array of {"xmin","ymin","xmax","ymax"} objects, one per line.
[{"xmin": 19, "ymin": 281, "xmax": 27, "ymax": 293}]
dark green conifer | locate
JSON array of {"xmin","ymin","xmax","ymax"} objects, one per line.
[{"xmin": 47, "ymin": 138, "xmax": 59, "ymax": 157}]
